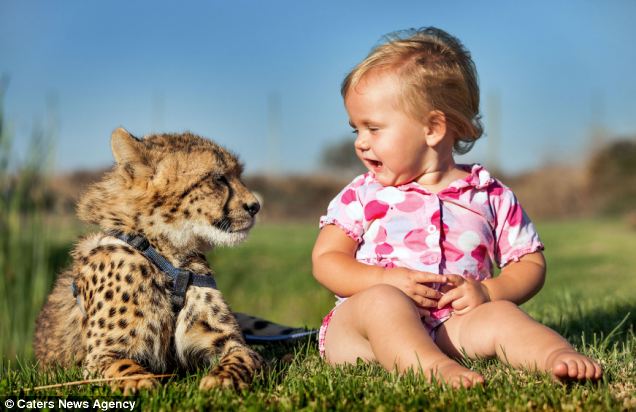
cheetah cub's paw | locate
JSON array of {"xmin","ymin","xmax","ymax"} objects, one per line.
[
  {"xmin": 103, "ymin": 360, "xmax": 159, "ymax": 396},
  {"xmin": 199, "ymin": 372, "xmax": 248, "ymax": 391},
  {"xmin": 113, "ymin": 376, "xmax": 158, "ymax": 396},
  {"xmin": 199, "ymin": 348, "xmax": 263, "ymax": 391}
]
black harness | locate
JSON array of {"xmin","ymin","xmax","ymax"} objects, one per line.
[
  {"xmin": 72, "ymin": 231, "xmax": 217, "ymax": 309},
  {"xmin": 71, "ymin": 231, "xmax": 319, "ymax": 344}
]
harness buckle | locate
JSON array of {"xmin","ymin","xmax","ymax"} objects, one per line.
[
  {"xmin": 129, "ymin": 235, "xmax": 150, "ymax": 251},
  {"xmin": 172, "ymin": 269, "xmax": 193, "ymax": 308},
  {"xmin": 71, "ymin": 280, "xmax": 79, "ymax": 297}
]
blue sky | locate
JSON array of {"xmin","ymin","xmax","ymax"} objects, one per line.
[{"xmin": 1, "ymin": 0, "xmax": 635, "ymax": 175}]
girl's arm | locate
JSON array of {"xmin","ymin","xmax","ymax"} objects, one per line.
[
  {"xmin": 437, "ymin": 251, "xmax": 546, "ymax": 314},
  {"xmin": 482, "ymin": 251, "xmax": 546, "ymax": 304},
  {"xmin": 313, "ymin": 225, "xmax": 447, "ymax": 310},
  {"xmin": 312, "ymin": 225, "xmax": 384, "ymax": 296}
]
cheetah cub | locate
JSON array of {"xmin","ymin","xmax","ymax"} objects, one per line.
[{"xmin": 34, "ymin": 128, "xmax": 263, "ymax": 394}]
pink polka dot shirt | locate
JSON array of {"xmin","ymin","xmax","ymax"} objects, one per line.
[{"xmin": 319, "ymin": 164, "xmax": 544, "ymax": 329}]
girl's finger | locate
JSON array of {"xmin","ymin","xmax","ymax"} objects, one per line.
[
  {"xmin": 415, "ymin": 296, "xmax": 440, "ymax": 308},
  {"xmin": 453, "ymin": 306, "xmax": 472, "ymax": 316},
  {"xmin": 437, "ymin": 288, "xmax": 461, "ymax": 308},
  {"xmin": 413, "ymin": 284, "xmax": 442, "ymax": 299},
  {"xmin": 413, "ymin": 272, "xmax": 447, "ymax": 284},
  {"xmin": 445, "ymin": 274, "xmax": 465, "ymax": 285},
  {"xmin": 451, "ymin": 296, "xmax": 468, "ymax": 310}
]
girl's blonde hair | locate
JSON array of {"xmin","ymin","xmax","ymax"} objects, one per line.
[{"xmin": 342, "ymin": 27, "xmax": 483, "ymax": 155}]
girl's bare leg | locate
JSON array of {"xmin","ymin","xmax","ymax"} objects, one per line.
[
  {"xmin": 323, "ymin": 284, "xmax": 484, "ymax": 387},
  {"xmin": 436, "ymin": 300, "xmax": 602, "ymax": 380}
]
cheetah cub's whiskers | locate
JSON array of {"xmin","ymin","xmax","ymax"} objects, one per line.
[{"xmin": 34, "ymin": 128, "xmax": 263, "ymax": 394}]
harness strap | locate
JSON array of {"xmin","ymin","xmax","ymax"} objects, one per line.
[
  {"xmin": 109, "ymin": 231, "xmax": 217, "ymax": 308},
  {"xmin": 65, "ymin": 231, "xmax": 216, "ymax": 309}
]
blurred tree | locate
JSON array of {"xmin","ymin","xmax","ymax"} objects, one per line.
[
  {"xmin": 587, "ymin": 138, "xmax": 636, "ymax": 215},
  {"xmin": 319, "ymin": 136, "xmax": 365, "ymax": 176}
]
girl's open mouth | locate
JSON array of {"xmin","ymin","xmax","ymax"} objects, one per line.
[{"xmin": 367, "ymin": 159, "xmax": 382, "ymax": 170}]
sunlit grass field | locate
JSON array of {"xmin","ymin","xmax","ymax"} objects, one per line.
[{"xmin": 1, "ymin": 218, "xmax": 635, "ymax": 411}]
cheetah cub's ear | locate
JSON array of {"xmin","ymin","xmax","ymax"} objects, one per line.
[
  {"xmin": 111, "ymin": 128, "xmax": 152, "ymax": 183},
  {"xmin": 111, "ymin": 127, "xmax": 144, "ymax": 165}
]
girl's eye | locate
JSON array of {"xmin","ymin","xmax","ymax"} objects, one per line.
[{"xmin": 351, "ymin": 129, "xmax": 359, "ymax": 135}]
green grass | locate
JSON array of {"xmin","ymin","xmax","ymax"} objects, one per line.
[
  {"xmin": 0, "ymin": 91, "xmax": 59, "ymax": 361},
  {"xmin": 209, "ymin": 222, "xmax": 332, "ymax": 328},
  {"xmin": 1, "ymin": 219, "xmax": 635, "ymax": 410}
]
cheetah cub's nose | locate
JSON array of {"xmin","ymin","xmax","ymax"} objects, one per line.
[{"xmin": 244, "ymin": 202, "xmax": 260, "ymax": 217}]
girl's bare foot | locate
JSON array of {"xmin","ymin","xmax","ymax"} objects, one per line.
[
  {"xmin": 425, "ymin": 358, "xmax": 485, "ymax": 388},
  {"xmin": 546, "ymin": 348, "xmax": 602, "ymax": 381}
]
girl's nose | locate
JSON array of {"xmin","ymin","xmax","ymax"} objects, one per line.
[{"xmin": 354, "ymin": 133, "xmax": 369, "ymax": 151}]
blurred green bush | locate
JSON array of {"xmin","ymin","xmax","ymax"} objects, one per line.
[
  {"xmin": 587, "ymin": 139, "xmax": 636, "ymax": 216},
  {"xmin": 0, "ymin": 80, "xmax": 56, "ymax": 359}
]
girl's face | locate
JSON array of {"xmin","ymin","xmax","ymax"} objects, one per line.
[{"xmin": 345, "ymin": 71, "xmax": 431, "ymax": 187}]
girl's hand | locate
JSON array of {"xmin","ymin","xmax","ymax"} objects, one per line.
[
  {"xmin": 437, "ymin": 275, "xmax": 490, "ymax": 316},
  {"xmin": 381, "ymin": 268, "xmax": 447, "ymax": 315}
]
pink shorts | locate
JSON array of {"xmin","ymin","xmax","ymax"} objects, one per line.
[
  {"xmin": 318, "ymin": 308, "xmax": 336, "ymax": 358},
  {"xmin": 318, "ymin": 306, "xmax": 444, "ymax": 359}
]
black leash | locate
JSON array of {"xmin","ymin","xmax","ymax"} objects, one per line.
[{"xmin": 72, "ymin": 231, "xmax": 217, "ymax": 308}]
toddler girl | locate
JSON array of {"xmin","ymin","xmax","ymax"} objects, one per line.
[{"xmin": 312, "ymin": 27, "xmax": 602, "ymax": 387}]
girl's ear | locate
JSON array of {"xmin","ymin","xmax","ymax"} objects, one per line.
[{"xmin": 423, "ymin": 110, "xmax": 447, "ymax": 147}]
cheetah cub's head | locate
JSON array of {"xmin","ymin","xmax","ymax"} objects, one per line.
[{"xmin": 78, "ymin": 128, "xmax": 260, "ymax": 251}]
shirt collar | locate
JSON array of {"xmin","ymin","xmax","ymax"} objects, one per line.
[
  {"xmin": 453, "ymin": 163, "xmax": 494, "ymax": 190},
  {"xmin": 368, "ymin": 163, "xmax": 494, "ymax": 193}
]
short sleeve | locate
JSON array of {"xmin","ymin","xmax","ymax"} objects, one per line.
[
  {"xmin": 319, "ymin": 175, "xmax": 366, "ymax": 243},
  {"xmin": 490, "ymin": 183, "xmax": 544, "ymax": 267}
]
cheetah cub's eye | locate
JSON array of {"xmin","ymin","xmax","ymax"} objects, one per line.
[{"xmin": 214, "ymin": 175, "xmax": 228, "ymax": 185}]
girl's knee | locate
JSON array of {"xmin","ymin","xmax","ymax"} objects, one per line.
[
  {"xmin": 348, "ymin": 284, "xmax": 416, "ymax": 318},
  {"xmin": 474, "ymin": 300, "xmax": 529, "ymax": 323},
  {"xmin": 481, "ymin": 300, "xmax": 518, "ymax": 311},
  {"xmin": 358, "ymin": 284, "xmax": 410, "ymax": 306}
]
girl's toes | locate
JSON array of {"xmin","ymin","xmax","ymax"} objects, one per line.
[
  {"xmin": 470, "ymin": 373, "xmax": 485, "ymax": 386},
  {"xmin": 566, "ymin": 359, "xmax": 579, "ymax": 378},
  {"xmin": 452, "ymin": 375, "xmax": 478, "ymax": 389},
  {"xmin": 455, "ymin": 378, "xmax": 470, "ymax": 389},
  {"xmin": 449, "ymin": 376, "xmax": 466, "ymax": 389},
  {"xmin": 582, "ymin": 358, "xmax": 596, "ymax": 379},
  {"xmin": 591, "ymin": 362, "xmax": 603, "ymax": 380},
  {"xmin": 458, "ymin": 372, "xmax": 484, "ymax": 388},
  {"xmin": 576, "ymin": 359, "xmax": 587, "ymax": 379},
  {"xmin": 552, "ymin": 361, "xmax": 569, "ymax": 379},
  {"xmin": 551, "ymin": 353, "xmax": 602, "ymax": 381}
]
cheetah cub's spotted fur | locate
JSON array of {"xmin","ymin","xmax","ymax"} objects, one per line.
[{"xmin": 34, "ymin": 128, "xmax": 263, "ymax": 393}]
